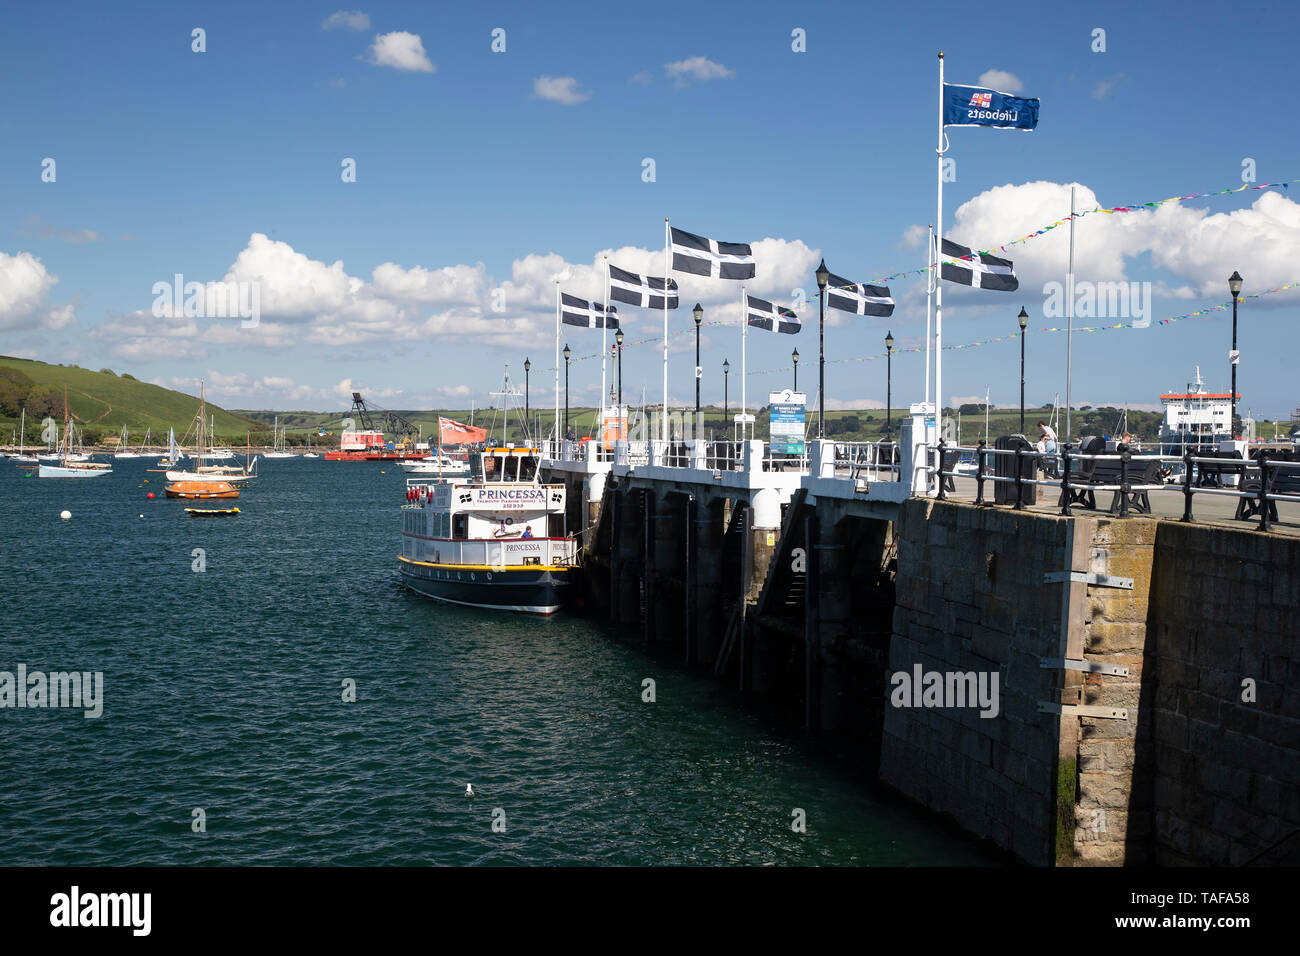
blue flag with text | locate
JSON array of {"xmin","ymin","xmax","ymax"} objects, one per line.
[{"xmin": 943, "ymin": 83, "xmax": 1039, "ymax": 130}]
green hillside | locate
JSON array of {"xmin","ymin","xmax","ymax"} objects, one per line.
[{"xmin": 0, "ymin": 356, "xmax": 264, "ymax": 447}]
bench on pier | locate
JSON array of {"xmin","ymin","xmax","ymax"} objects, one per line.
[
  {"xmin": 1236, "ymin": 451, "xmax": 1300, "ymax": 522},
  {"xmin": 1195, "ymin": 449, "xmax": 1246, "ymax": 488},
  {"xmin": 1058, "ymin": 438, "xmax": 1163, "ymax": 514}
]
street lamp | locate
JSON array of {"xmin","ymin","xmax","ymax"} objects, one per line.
[
  {"xmin": 885, "ymin": 330, "xmax": 894, "ymax": 440},
  {"xmin": 723, "ymin": 358, "xmax": 730, "ymax": 425},
  {"xmin": 524, "ymin": 357, "xmax": 531, "ymax": 437},
  {"xmin": 816, "ymin": 258, "xmax": 829, "ymax": 437},
  {"xmin": 1018, "ymin": 306, "xmax": 1028, "ymax": 435},
  {"xmin": 615, "ymin": 329, "xmax": 624, "ymax": 407},
  {"xmin": 693, "ymin": 303, "xmax": 703, "ymax": 420},
  {"xmin": 563, "ymin": 344, "xmax": 571, "ymax": 438},
  {"xmin": 1229, "ymin": 271, "xmax": 1243, "ymax": 439},
  {"xmin": 792, "ymin": 347, "xmax": 799, "ymax": 392}
]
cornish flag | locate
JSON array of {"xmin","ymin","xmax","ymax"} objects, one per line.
[
  {"xmin": 940, "ymin": 239, "xmax": 1019, "ymax": 292},
  {"xmin": 608, "ymin": 264, "xmax": 679, "ymax": 310},
  {"xmin": 826, "ymin": 272, "xmax": 895, "ymax": 317},
  {"xmin": 671, "ymin": 227, "xmax": 756, "ymax": 280},
  {"xmin": 746, "ymin": 294, "xmax": 801, "ymax": 334},
  {"xmin": 561, "ymin": 293, "xmax": 619, "ymax": 329}
]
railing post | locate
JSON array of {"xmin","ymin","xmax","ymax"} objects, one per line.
[
  {"xmin": 1258, "ymin": 450, "xmax": 1271, "ymax": 533},
  {"xmin": 1059, "ymin": 443, "xmax": 1073, "ymax": 517},
  {"xmin": 1013, "ymin": 446, "xmax": 1025, "ymax": 510},
  {"xmin": 1181, "ymin": 448, "xmax": 1194, "ymax": 522},
  {"xmin": 974, "ymin": 440, "xmax": 986, "ymax": 505},
  {"xmin": 1119, "ymin": 451, "xmax": 1131, "ymax": 518},
  {"xmin": 936, "ymin": 439, "xmax": 947, "ymax": 500}
]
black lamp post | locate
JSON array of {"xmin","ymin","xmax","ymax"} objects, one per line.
[
  {"xmin": 723, "ymin": 358, "xmax": 730, "ymax": 425},
  {"xmin": 1229, "ymin": 271, "xmax": 1242, "ymax": 438},
  {"xmin": 885, "ymin": 331, "xmax": 894, "ymax": 439},
  {"xmin": 615, "ymin": 329, "xmax": 624, "ymax": 407},
  {"xmin": 524, "ymin": 357, "xmax": 531, "ymax": 434},
  {"xmin": 816, "ymin": 258, "xmax": 829, "ymax": 438},
  {"xmin": 1018, "ymin": 306, "xmax": 1028, "ymax": 435},
  {"xmin": 693, "ymin": 303, "xmax": 703, "ymax": 420},
  {"xmin": 792, "ymin": 347, "xmax": 799, "ymax": 392},
  {"xmin": 563, "ymin": 344, "xmax": 571, "ymax": 437}
]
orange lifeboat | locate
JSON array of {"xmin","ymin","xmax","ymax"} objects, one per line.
[{"xmin": 165, "ymin": 480, "xmax": 239, "ymax": 499}]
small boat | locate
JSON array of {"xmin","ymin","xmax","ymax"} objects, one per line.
[
  {"xmin": 165, "ymin": 480, "xmax": 239, "ymax": 499},
  {"xmin": 263, "ymin": 417, "xmax": 297, "ymax": 458},
  {"xmin": 162, "ymin": 383, "xmax": 258, "ymax": 483},
  {"xmin": 400, "ymin": 452, "xmax": 471, "ymax": 476},
  {"xmin": 185, "ymin": 507, "xmax": 240, "ymax": 517},
  {"xmin": 113, "ymin": 425, "xmax": 143, "ymax": 458}
]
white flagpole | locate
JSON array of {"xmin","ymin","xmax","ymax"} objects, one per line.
[
  {"xmin": 925, "ymin": 224, "xmax": 934, "ymax": 410},
  {"xmin": 1065, "ymin": 185, "xmax": 1076, "ymax": 444},
  {"xmin": 601, "ymin": 255, "xmax": 609, "ymax": 421},
  {"xmin": 663, "ymin": 218, "xmax": 670, "ymax": 444},
  {"xmin": 935, "ymin": 52, "xmax": 946, "ymax": 449},
  {"xmin": 741, "ymin": 286, "xmax": 748, "ymax": 431},
  {"xmin": 554, "ymin": 279, "xmax": 561, "ymax": 444}
]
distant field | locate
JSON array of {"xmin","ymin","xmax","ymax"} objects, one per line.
[{"xmin": 0, "ymin": 356, "xmax": 262, "ymax": 445}]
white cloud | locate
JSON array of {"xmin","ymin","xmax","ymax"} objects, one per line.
[
  {"xmin": 0, "ymin": 251, "xmax": 67, "ymax": 330},
  {"xmin": 371, "ymin": 261, "xmax": 486, "ymax": 304},
  {"xmin": 823, "ymin": 398, "xmax": 886, "ymax": 411},
  {"xmin": 629, "ymin": 71, "xmax": 653, "ymax": 85},
  {"xmin": 946, "ymin": 181, "xmax": 1300, "ymax": 302},
  {"xmin": 665, "ymin": 56, "xmax": 734, "ymax": 86},
  {"xmin": 1092, "ymin": 74, "xmax": 1126, "ymax": 100},
  {"xmin": 322, "ymin": 10, "xmax": 370, "ymax": 31},
  {"xmin": 365, "ymin": 31, "xmax": 434, "ymax": 73},
  {"xmin": 977, "ymin": 69, "xmax": 1023, "ymax": 94},
  {"xmin": 532, "ymin": 75, "xmax": 590, "ymax": 104},
  {"xmin": 900, "ymin": 224, "xmax": 928, "ymax": 249},
  {"xmin": 18, "ymin": 214, "xmax": 104, "ymax": 244}
]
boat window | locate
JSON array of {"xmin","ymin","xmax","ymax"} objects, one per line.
[
  {"xmin": 453, "ymin": 514, "xmax": 468, "ymax": 540},
  {"xmin": 470, "ymin": 454, "xmax": 486, "ymax": 481},
  {"xmin": 519, "ymin": 456, "xmax": 538, "ymax": 481},
  {"xmin": 503, "ymin": 455, "xmax": 518, "ymax": 481},
  {"xmin": 483, "ymin": 455, "xmax": 498, "ymax": 480}
]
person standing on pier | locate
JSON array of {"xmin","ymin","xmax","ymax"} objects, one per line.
[{"xmin": 1036, "ymin": 420, "xmax": 1057, "ymax": 455}]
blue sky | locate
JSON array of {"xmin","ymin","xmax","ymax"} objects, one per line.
[{"xmin": 2, "ymin": 0, "xmax": 1297, "ymax": 423}]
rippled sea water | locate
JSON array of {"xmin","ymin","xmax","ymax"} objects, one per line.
[{"xmin": 0, "ymin": 458, "xmax": 1001, "ymax": 866}]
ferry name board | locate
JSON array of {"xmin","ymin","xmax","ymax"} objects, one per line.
[{"xmin": 434, "ymin": 485, "xmax": 563, "ymax": 511}]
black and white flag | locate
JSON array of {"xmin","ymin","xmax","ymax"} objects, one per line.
[
  {"xmin": 561, "ymin": 293, "xmax": 619, "ymax": 329},
  {"xmin": 746, "ymin": 295, "xmax": 801, "ymax": 334},
  {"xmin": 939, "ymin": 238, "xmax": 1019, "ymax": 291},
  {"xmin": 608, "ymin": 264, "xmax": 679, "ymax": 310},
  {"xmin": 671, "ymin": 227, "xmax": 756, "ymax": 280},
  {"xmin": 826, "ymin": 272, "xmax": 895, "ymax": 317}
]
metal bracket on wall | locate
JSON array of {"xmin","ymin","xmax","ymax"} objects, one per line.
[
  {"xmin": 1039, "ymin": 657, "xmax": 1130, "ymax": 677},
  {"xmin": 1043, "ymin": 570, "xmax": 1133, "ymax": 590},
  {"xmin": 1037, "ymin": 701, "xmax": 1128, "ymax": 720}
]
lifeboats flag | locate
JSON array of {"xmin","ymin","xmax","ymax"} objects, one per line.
[
  {"xmin": 943, "ymin": 83, "xmax": 1039, "ymax": 131},
  {"xmin": 438, "ymin": 417, "xmax": 487, "ymax": 446}
]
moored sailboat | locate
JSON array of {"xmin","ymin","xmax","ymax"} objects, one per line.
[{"xmin": 38, "ymin": 390, "xmax": 112, "ymax": 478}]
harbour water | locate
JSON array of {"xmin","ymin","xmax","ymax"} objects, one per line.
[{"xmin": 0, "ymin": 459, "xmax": 1001, "ymax": 866}]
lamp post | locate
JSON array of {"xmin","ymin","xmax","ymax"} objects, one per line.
[
  {"xmin": 885, "ymin": 331, "xmax": 894, "ymax": 440},
  {"xmin": 693, "ymin": 303, "xmax": 703, "ymax": 420},
  {"xmin": 1229, "ymin": 271, "xmax": 1242, "ymax": 439},
  {"xmin": 1018, "ymin": 306, "xmax": 1028, "ymax": 435},
  {"xmin": 792, "ymin": 347, "xmax": 799, "ymax": 392},
  {"xmin": 563, "ymin": 344, "xmax": 571, "ymax": 437},
  {"xmin": 524, "ymin": 357, "xmax": 531, "ymax": 435},
  {"xmin": 816, "ymin": 258, "xmax": 829, "ymax": 437},
  {"xmin": 723, "ymin": 358, "xmax": 730, "ymax": 426},
  {"xmin": 615, "ymin": 329, "xmax": 624, "ymax": 407}
]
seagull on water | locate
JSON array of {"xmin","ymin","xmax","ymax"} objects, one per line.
[{"xmin": 465, "ymin": 784, "xmax": 475, "ymax": 798}]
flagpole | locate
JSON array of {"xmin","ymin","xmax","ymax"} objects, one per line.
[
  {"xmin": 741, "ymin": 286, "xmax": 748, "ymax": 434},
  {"xmin": 601, "ymin": 255, "xmax": 610, "ymax": 423},
  {"xmin": 925, "ymin": 224, "xmax": 934, "ymax": 410},
  {"xmin": 663, "ymin": 218, "xmax": 670, "ymax": 444},
  {"xmin": 1065, "ymin": 185, "xmax": 1076, "ymax": 444},
  {"xmin": 554, "ymin": 279, "xmax": 561, "ymax": 444},
  {"xmin": 935, "ymin": 51, "xmax": 946, "ymax": 454}
]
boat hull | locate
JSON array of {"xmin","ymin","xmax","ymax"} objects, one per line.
[
  {"xmin": 397, "ymin": 558, "xmax": 575, "ymax": 615},
  {"xmin": 38, "ymin": 464, "xmax": 112, "ymax": 478}
]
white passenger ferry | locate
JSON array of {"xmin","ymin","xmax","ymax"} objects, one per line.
[{"xmin": 397, "ymin": 445, "xmax": 578, "ymax": 615}]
